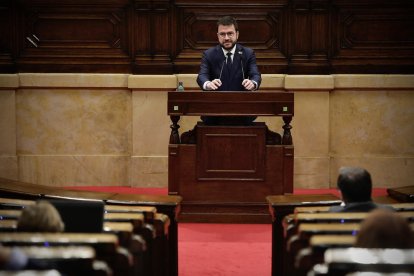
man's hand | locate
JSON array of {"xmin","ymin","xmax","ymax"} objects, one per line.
[
  {"xmin": 207, "ymin": 79, "xmax": 222, "ymax": 90},
  {"xmin": 242, "ymin": 79, "xmax": 255, "ymax": 91}
]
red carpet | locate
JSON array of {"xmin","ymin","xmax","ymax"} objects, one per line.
[
  {"xmin": 65, "ymin": 186, "xmax": 168, "ymax": 195},
  {"xmin": 66, "ymin": 186, "xmax": 389, "ymax": 198},
  {"xmin": 65, "ymin": 186, "xmax": 388, "ymax": 276},
  {"xmin": 179, "ymin": 223, "xmax": 271, "ymax": 276}
]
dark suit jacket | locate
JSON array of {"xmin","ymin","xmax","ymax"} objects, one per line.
[{"xmin": 196, "ymin": 44, "xmax": 261, "ymax": 91}]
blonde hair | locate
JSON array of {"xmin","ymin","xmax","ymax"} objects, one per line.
[{"xmin": 17, "ymin": 200, "xmax": 65, "ymax": 232}]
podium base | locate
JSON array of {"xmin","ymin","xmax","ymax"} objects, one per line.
[{"xmin": 177, "ymin": 202, "xmax": 272, "ymax": 224}]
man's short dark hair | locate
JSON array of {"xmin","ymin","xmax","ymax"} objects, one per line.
[
  {"xmin": 217, "ymin": 16, "xmax": 238, "ymax": 31},
  {"xmin": 337, "ymin": 166, "xmax": 372, "ymax": 202}
]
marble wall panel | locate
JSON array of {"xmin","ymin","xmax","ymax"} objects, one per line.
[
  {"xmin": 0, "ymin": 73, "xmax": 412, "ymax": 189},
  {"xmin": 132, "ymin": 91, "xmax": 170, "ymax": 156},
  {"xmin": 130, "ymin": 156, "xmax": 168, "ymax": 187},
  {"xmin": 330, "ymin": 90, "xmax": 414, "ymax": 156},
  {"xmin": 291, "ymin": 92, "xmax": 331, "ymax": 188},
  {"xmin": 293, "ymin": 92, "xmax": 330, "ymax": 156},
  {"xmin": 19, "ymin": 155, "xmax": 130, "ymax": 187},
  {"xmin": 16, "ymin": 89, "xmax": 131, "ymax": 155},
  {"xmin": 330, "ymin": 157, "xmax": 414, "ymax": 188},
  {"xmin": 19, "ymin": 73, "xmax": 129, "ymax": 88},
  {"xmin": 0, "ymin": 157, "xmax": 18, "ymax": 180},
  {"xmin": 294, "ymin": 157, "xmax": 331, "ymax": 189},
  {"xmin": 15, "ymin": 87, "xmax": 131, "ymax": 186},
  {"xmin": 329, "ymin": 89, "xmax": 414, "ymax": 188},
  {"xmin": 0, "ymin": 90, "xmax": 16, "ymax": 155}
]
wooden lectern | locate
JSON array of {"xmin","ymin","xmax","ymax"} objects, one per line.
[{"xmin": 167, "ymin": 91, "xmax": 294, "ymax": 223}]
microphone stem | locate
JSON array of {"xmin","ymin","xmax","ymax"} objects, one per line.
[
  {"xmin": 241, "ymin": 59, "xmax": 245, "ymax": 79},
  {"xmin": 219, "ymin": 59, "xmax": 225, "ymax": 80}
]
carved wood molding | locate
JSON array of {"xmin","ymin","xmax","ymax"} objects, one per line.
[
  {"xmin": 0, "ymin": 0, "xmax": 413, "ymax": 74},
  {"xmin": 15, "ymin": 0, "xmax": 132, "ymax": 72}
]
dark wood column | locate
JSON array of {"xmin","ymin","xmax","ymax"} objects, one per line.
[
  {"xmin": 287, "ymin": 0, "xmax": 331, "ymax": 74},
  {"xmin": 0, "ymin": 0, "xmax": 17, "ymax": 72},
  {"xmin": 132, "ymin": 0, "xmax": 174, "ymax": 74}
]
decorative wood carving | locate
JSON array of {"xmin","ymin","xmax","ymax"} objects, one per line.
[
  {"xmin": 16, "ymin": 0, "xmax": 132, "ymax": 72},
  {"xmin": 173, "ymin": 7, "xmax": 288, "ymax": 73},
  {"xmin": 0, "ymin": 0, "xmax": 413, "ymax": 74},
  {"xmin": 132, "ymin": 0, "xmax": 173, "ymax": 73},
  {"xmin": 196, "ymin": 126, "xmax": 266, "ymax": 181},
  {"xmin": 0, "ymin": 0, "xmax": 15, "ymax": 72},
  {"xmin": 331, "ymin": 1, "xmax": 414, "ymax": 73},
  {"xmin": 287, "ymin": 0, "xmax": 331, "ymax": 73}
]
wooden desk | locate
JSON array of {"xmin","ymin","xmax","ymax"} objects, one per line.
[
  {"xmin": 322, "ymin": 248, "xmax": 414, "ymax": 275},
  {"xmin": 388, "ymin": 186, "xmax": 414, "ymax": 202},
  {"xmin": 266, "ymin": 194, "xmax": 341, "ymax": 276},
  {"xmin": 168, "ymin": 91, "xmax": 294, "ymax": 144},
  {"xmin": 296, "ymin": 234, "xmax": 357, "ymax": 274},
  {"xmin": 0, "ymin": 232, "xmax": 122, "ymax": 273},
  {"xmin": 7, "ymin": 246, "xmax": 104, "ymax": 275},
  {"xmin": 168, "ymin": 91, "xmax": 294, "ymax": 223},
  {"xmin": 0, "ymin": 177, "xmax": 181, "ymax": 276}
]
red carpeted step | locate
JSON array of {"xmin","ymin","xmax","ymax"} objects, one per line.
[
  {"xmin": 64, "ymin": 186, "xmax": 168, "ymax": 195},
  {"xmin": 66, "ymin": 186, "xmax": 388, "ymax": 198}
]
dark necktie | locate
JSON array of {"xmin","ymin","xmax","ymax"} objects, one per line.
[{"xmin": 226, "ymin": 52, "xmax": 232, "ymax": 69}]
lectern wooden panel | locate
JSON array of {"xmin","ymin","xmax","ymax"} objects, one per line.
[
  {"xmin": 168, "ymin": 91, "xmax": 294, "ymax": 223},
  {"xmin": 197, "ymin": 125, "xmax": 266, "ymax": 181}
]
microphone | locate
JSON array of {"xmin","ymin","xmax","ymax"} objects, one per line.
[
  {"xmin": 238, "ymin": 50, "xmax": 245, "ymax": 79},
  {"xmin": 219, "ymin": 56, "xmax": 226, "ymax": 80}
]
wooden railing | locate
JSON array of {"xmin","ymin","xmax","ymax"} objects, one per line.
[{"xmin": 0, "ymin": 177, "xmax": 182, "ymax": 276}]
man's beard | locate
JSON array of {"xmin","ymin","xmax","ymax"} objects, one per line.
[{"xmin": 220, "ymin": 40, "xmax": 236, "ymax": 50}]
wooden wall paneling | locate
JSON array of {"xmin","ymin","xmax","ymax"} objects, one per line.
[
  {"xmin": 172, "ymin": 1, "xmax": 289, "ymax": 74},
  {"xmin": 0, "ymin": 0, "xmax": 16, "ymax": 72},
  {"xmin": 288, "ymin": 0, "xmax": 330, "ymax": 74},
  {"xmin": 170, "ymin": 7, "xmax": 210, "ymax": 73},
  {"xmin": 16, "ymin": 0, "xmax": 133, "ymax": 73},
  {"xmin": 133, "ymin": 0, "xmax": 174, "ymax": 74},
  {"xmin": 260, "ymin": 6, "xmax": 290, "ymax": 74},
  {"xmin": 330, "ymin": 0, "xmax": 414, "ymax": 73},
  {"xmin": 1, "ymin": 0, "xmax": 414, "ymax": 74}
]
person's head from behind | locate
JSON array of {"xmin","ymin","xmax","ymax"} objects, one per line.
[
  {"xmin": 337, "ymin": 166, "xmax": 372, "ymax": 203},
  {"xmin": 355, "ymin": 209, "xmax": 414, "ymax": 248},
  {"xmin": 217, "ymin": 16, "xmax": 239, "ymax": 50},
  {"xmin": 17, "ymin": 200, "xmax": 64, "ymax": 232}
]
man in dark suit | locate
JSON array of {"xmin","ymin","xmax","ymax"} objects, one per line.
[
  {"xmin": 329, "ymin": 166, "xmax": 393, "ymax": 212},
  {"xmin": 197, "ymin": 16, "xmax": 261, "ymax": 92},
  {"xmin": 196, "ymin": 16, "xmax": 262, "ymax": 126}
]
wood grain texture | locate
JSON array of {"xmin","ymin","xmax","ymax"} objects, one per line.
[{"xmin": 1, "ymin": 0, "xmax": 413, "ymax": 74}]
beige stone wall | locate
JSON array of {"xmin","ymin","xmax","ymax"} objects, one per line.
[
  {"xmin": 0, "ymin": 75, "xmax": 18, "ymax": 180},
  {"xmin": 329, "ymin": 76, "xmax": 414, "ymax": 189},
  {"xmin": 0, "ymin": 73, "xmax": 413, "ymax": 189}
]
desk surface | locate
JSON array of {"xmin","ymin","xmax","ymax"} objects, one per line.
[
  {"xmin": 267, "ymin": 194, "xmax": 340, "ymax": 207},
  {"xmin": 168, "ymin": 91, "xmax": 294, "ymax": 116}
]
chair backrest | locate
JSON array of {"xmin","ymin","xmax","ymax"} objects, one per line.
[
  {"xmin": 324, "ymin": 247, "xmax": 414, "ymax": 274},
  {"xmin": 47, "ymin": 198, "xmax": 104, "ymax": 233}
]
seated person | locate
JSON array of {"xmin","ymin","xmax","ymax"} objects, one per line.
[
  {"xmin": 17, "ymin": 200, "xmax": 65, "ymax": 232},
  {"xmin": 329, "ymin": 167, "xmax": 393, "ymax": 212},
  {"xmin": 0, "ymin": 245, "xmax": 28, "ymax": 271},
  {"xmin": 355, "ymin": 209, "xmax": 414, "ymax": 248},
  {"xmin": 5, "ymin": 201, "xmax": 65, "ymax": 271}
]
